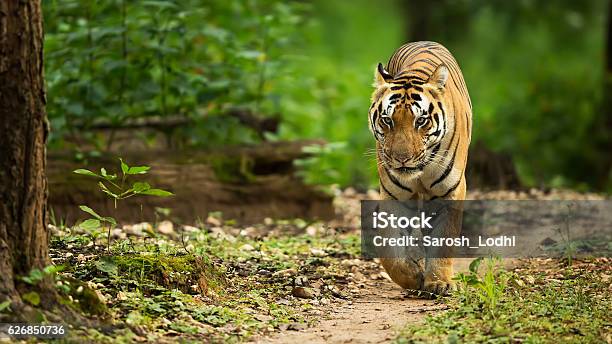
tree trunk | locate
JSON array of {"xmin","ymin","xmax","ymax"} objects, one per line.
[{"xmin": 0, "ymin": 0, "xmax": 50, "ymax": 307}]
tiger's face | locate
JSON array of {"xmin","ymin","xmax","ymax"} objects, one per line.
[{"xmin": 368, "ymin": 63, "xmax": 449, "ymax": 178}]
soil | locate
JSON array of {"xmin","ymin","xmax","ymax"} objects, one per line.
[
  {"xmin": 258, "ymin": 260, "xmax": 472, "ymax": 344},
  {"xmin": 259, "ymin": 276, "xmax": 437, "ymax": 344}
]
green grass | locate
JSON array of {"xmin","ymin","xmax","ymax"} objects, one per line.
[{"xmin": 397, "ymin": 258, "xmax": 611, "ymax": 343}]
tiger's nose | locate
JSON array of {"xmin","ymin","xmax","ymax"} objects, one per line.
[{"xmin": 391, "ymin": 151, "xmax": 412, "ymax": 164}]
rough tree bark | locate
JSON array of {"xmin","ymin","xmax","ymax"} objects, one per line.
[{"xmin": 0, "ymin": 0, "xmax": 51, "ymax": 307}]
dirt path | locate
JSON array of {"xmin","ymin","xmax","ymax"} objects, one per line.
[
  {"xmin": 259, "ymin": 278, "xmax": 437, "ymax": 344},
  {"xmin": 256, "ymin": 259, "xmax": 474, "ymax": 344}
]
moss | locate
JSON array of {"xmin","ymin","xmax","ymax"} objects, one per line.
[
  {"xmin": 58, "ymin": 277, "xmax": 108, "ymax": 316},
  {"xmin": 103, "ymin": 253, "xmax": 225, "ymax": 295}
]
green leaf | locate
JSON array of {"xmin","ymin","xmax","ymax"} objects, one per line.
[
  {"xmin": 0, "ymin": 300, "xmax": 11, "ymax": 312},
  {"xmin": 100, "ymin": 168, "xmax": 117, "ymax": 181},
  {"xmin": 79, "ymin": 205, "xmax": 102, "ymax": 220},
  {"xmin": 43, "ymin": 265, "xmax": 64, "ymax": 275},
  {"xmin": 120, "ymin": 158, "xmax": 129, "ymax": 174},
  {"xmin": 127, "ymin": 166, "xmax": 150, "ymax": 175},
  {"xmin": 79, "ymin": 218, "xmax": 101, "ymax": 230},
  {"xmin": 469, "ymin": 257, "xmax": 483, "ymax": 274},
  {"xmin": 141, "ymin": 189, "xmax": 173, "ymax": 197},
  {"xmin": 73, "ymin": 169, "xmax": 98, "ymax": 177},
  {"xmin": 22, "ymin": 291, "xmax": 40, "ymax": 306},
  {"xmin": 101, "ymin": 216, "xmax": 117, "ymax": 226},
  {"xmin": 132, "ymin": 182, "xmax": 151, "ymax": 193},
  {"xmin": 95, "ymin": 257, "xmax": 118, "ymax": 276},
  {"xmin": 22, "ymin": 269, "xmax": 44, "ymax": 285}
]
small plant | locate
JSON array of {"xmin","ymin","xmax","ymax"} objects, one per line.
[
  {"xmin": 453, "ymin": 256, "xmax": 508, "ymax": 316},
  {"xmin": 21, "ymin": 265, "xmax": 65, "ymax": 286},
  {"xmin": 73, "ymin": 158, "xmax": 173, "ymax": 251},
  {"xmin": 557, "ymin": 203, "xmax": 577, "ymax": 266}
]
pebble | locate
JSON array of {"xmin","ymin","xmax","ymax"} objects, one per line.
[{"xmin": 292, "ymin": 286, "xmax": 316, "ymax": 299}]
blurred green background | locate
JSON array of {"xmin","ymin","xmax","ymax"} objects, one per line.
[{"xmin": 43, "ymin": 0, "xmax": 612, "ymax": 192}]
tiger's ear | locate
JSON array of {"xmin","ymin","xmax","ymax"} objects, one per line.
[
  {"xmin": 374, "ymin": 63, "xmax": 393, "ymax": 87},
  {"xmin": 427, "ymin": 64, "xmax": 449, "ymax": 91}
]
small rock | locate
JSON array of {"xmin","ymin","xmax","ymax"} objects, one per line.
[
  {"xmin": 344, "ymin": 187, "xmax": 357, "ymax": 196},
  {"xmin": 305, "ymin": 225, "xmax": 320, "ymax": 236},
  {"xmin": 254, "ymin": 314, "xmax": 273, "ymax": 322},
  {"xmin": 94, "ymin": 289, "xmax": 107, "ymax": 304},
  {"xmin": 206, "ymin": 215, "xmax": 222, "ymax": 227},
  {"xmin": 182, "ymin": 225, "xmax": 200, "ymax": 233},
  {"xmin": 273, "ymin": 268, "xmax": 297, "ymax": 277},
  {"xmin": 367, "ymin": 189, "xmax": 380, "ymax": 199},
  {"xmin": 277, "ymin": 298, "xmax": 291, "ymax": 305},
  {"xmin": 380, "ymin": 271, "xmax": 392, "ymax": 282},
  {"xmin": 240, "ymin": 244, "xmax": 255, "ymax": 251},
  {"xmin": 157, "ymin": 220, "xmax": 174, "ymax": 235},
  {"xmin": 111, "ymin": 228, "xmax": 126, "ymax": 239},
  {"xmin": 292, "ymin": 286, "xmax": 316, "ymax": 299},
  {"xmin": 352, "ymin": 271, "xmax": 366, "ymax": 282},
  {"xmin": 294, "ymin": 275, "xmax": 309, "ymax": 287},
  {"xmin": 240, "ymin": 226, "xmax": 258, "ymax": 237},
  {"xmin": 124, "ymin": 222, "xmax": 152, "ymax": 237},
  {"xmin": 310, "ymin": 248, "xmax": 326, "ymax": 257},
  {"xmin": 210, "ymin": 227, "xmax": 236, "ymax": 242},
  {"xmin": 341, "ymin": 259, "xmax": 361, "ymax": 267},
  {"xmin": 257, "ymin": 269, "xmax": 272, "ymax": 276}
]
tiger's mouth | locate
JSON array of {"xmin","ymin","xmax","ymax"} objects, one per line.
[
  {"xmin": 394, "ymin": 163, "xmax": 425, "ymax": 174},
  {"xmin": 395, "ymin": 166, "xmax": 420, "ymax": 173}
]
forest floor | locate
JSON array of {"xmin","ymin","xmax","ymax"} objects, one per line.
[{"xmin": 39, "ymin": 188, "xmax": 611, "ymax": 343}]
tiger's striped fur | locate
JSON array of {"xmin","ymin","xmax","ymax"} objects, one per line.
[{"xmin": 368, "ymin": 41, "xmax": 472, "ymax": 295}]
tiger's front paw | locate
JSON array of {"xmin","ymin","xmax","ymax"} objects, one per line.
[{"xmin": 422, "ymin": 279, "xmax": 456, "ymax": 298}]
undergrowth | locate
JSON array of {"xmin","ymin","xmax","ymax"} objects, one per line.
[{"xmin": 397, "ymin": 257, "xmax": 611, "ymax": 343}]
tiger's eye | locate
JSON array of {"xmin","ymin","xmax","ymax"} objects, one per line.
[
  {"xmin": 415, "ymin": 117, "xmax": 428, "ymax": 127},
  {"xmin": 382, "ymin": 117, "xmax": 393, "ymax": 126}
]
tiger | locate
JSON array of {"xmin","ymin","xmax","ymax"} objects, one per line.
[{"xmin": 368, "ymin": 41, "xmax": 472, "ymax": 296}]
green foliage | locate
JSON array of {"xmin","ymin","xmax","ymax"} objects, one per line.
[
  {"xmin": 21, "ymin": 292, "xmax": 41, "ymax": 306},
  {"xmin": 73, "ymin": 158, "xmax": 173, "ymax": 250},
  {"xmin": 45, "ymin": 0, "xmax": 610, "ymax": 190},
  {"xmin": 0, "ymin": 300, "xmax": 11, "ymax": 313},
  {"xmin": 453, "ymin": 257, "xmax": 508, "ymax": 316},
  {"xmin": 452, "ymin": 1, "xmax": 608, "ymax": 190},
  {"xmin": 398, "ymin": 258, "xmax": 611, "ymax": 343},
  {"xmin": 21, "ymin": 265, "xmax": 65, "ymax": 285},
  {"xmin": 276, "ymin": 0, "xmax": 403, "ymax": 188},
  {"xmin": 44, "ymin": 0, "xmax": 308, "ymax": 148}
]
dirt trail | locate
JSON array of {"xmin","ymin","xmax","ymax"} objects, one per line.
[
  {"xmin": 258, "ymin": 260, "xmax": 472, "ymax": 344},
  {"xmin": 260, "ymin": 278, "xmax": 437, "ymax": 344}
]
